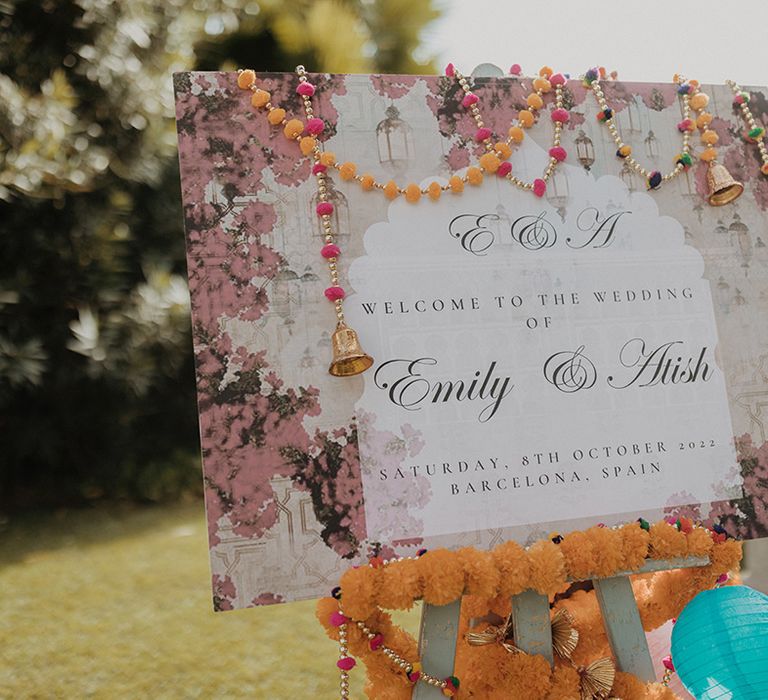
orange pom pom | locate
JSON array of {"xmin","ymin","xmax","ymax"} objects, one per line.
[
  {"xmin": 479, "ymin": 152, "xmax": 501, "ymax": 173},
  {"xmin": 237, "ymin": 69, "xmax": 256, "ymax": 89},
  {"xmin": 690, "ymin": 92, "xmax": 710, "ymax": 110},
  {"xmin": 361, "ymin": 174, "xmax": 375, "ymax": 191},
  {"xmin": 508, "ymin": 126, "xmax": 525, "ymax": 143},
  {"xmin": 527, "ymin": 93, "xmax": 544, "ymax": 111},
  {"xmin": 267, "ymin": 107, "xmax": 286, "ymax": 125},
  {"xmin": 701, "ymin": 129, "xmax": 719, "ymax": 145},
  {"xmin": 319, "ymin": 151, "xmax": 336, "ymax": 166},
  {"xmin": 299, "ymin": 136, "xmax": 316, "ymax": 156},
  {"xmin": 495, "ymin": 142, "xmax": 512, "ymax": 159},
  {"xmin": 339, "ymin": 161, "xmax": 357, "ymax": 180},
  {"xmin": 251, "ymin": 89, "xmax": 270, "ymax": 108},
  {"xmin": 384, "ymin": 180, "xmax": 400, "ymax": 200},
  {"xmin": 405, "ymin": 183, "xmax": 422, "ymax": 203},
  {"xmin": 283, "ymin": 119, "xmax": 304, "ymax": 139},
  {"xmin": 428, "ymin": 181, "xmax": 442, "ymax": 201},
  {"xmin": 449, "ymin": 175, "xmax": 464, "ymax": 193},
  {"xmin": 696, "ymin": 112, "xmax": 713, "ymax": 129},
  {"xmin": 700, "ymin": 147, "xmax": 718, "ymax": 162},
  {"xmin": 518, "ymin": 110, "xmax": 535, "ymax": 128},
  {"xmin": 533, "ymin": 77, "xmax": 552, "ymax": 93},
  {"xmin": 467, "ymin": 166, "xmax": 483, "ymax": 185}
]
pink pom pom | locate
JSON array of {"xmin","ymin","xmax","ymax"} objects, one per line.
[
  {"xmin": 533, "ymin": 179, "xmax": 546, "ymax": 197},
  {"xmin": 716, "ymin": 573, "xmax": 730, "ymax": 585},
  {"xmin": 497, "ymin": 161, "xmax": 512, "ymax": 177},
  {"xmin": 330, "ymin": 611, "xmax": 348, "ymax": 627},
  {"xmin": 734, "ymin": 94, "xmax": 745, "ymax": 105},
  {"xmin": 445, "ymin": 63, "xmax": 455, "ymax": 77},
  {"xmin": 312, "ymin": 163, "xmax": 327, "ymax": 175},
  {"xmin": 337, "ymin": 656, "xmax": 356, "ymax": 671},
  {"xmin": 475, "ymin": 127, "xmax": 492, "ymax": 142},
  {"xmin": 462, "ymin": 93, "xmax": 479, "ymax": 108},
  {"xmin": 662, "ymin": 655, "xmax": 675, "ymax": 672},
  {"xmin": 306, "ymin": 117, "xmax": 325, "ymax": 135},
  {"xmin": 549, "ymin": 146, "xmax": 567, "ymax": 162},
  {"xmin": 369, "ymin": 634, "xmax": 384, "ymax": 651},
  {"xmin": 321, "ymin": 244, "xmax": 341, "ymax": 259},
  {"xmin": 665, "ymin": 516, "xmax": 677, "ymax": 525},
  {"xmin": 510, "ymin": 64, "xmax": 522, "ymax": 76},
  {"xmin": 316, "ymin": 201, "xmax": 334, "ymax": 216},
  {"xmin": 551, "ymin": 108, "xmax": 570, "ymax": 123},
  {"xmin": 550, "ymin": 73, "xmax": 566, "ymax": 86},
  {"xmin": 324, "ymin": 286, "xmax": 345, "ymax": 301},
  {"xmin": 677, "ymin": 119, "xmax": 694, "ymax": 132},
  {"xmin": 296, "ymin": 82, "xmax": 315, "ymax": 97}
]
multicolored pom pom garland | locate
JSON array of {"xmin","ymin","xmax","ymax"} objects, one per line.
[
  {"xmin": 727, "ymin": 79, "xmax": 768, "ymax": 177},
  {"xmin": 584, "ymin": 68, "xmax": 694, "ymax": 191}
]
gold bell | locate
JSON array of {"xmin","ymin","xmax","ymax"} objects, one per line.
[
  {"xmin": 707, "ymin": 161, "xmax": 743, "ymax": 206},
  {"xmin": 328, "ymin": 322, "xmax": 374, "ymax": 377}
]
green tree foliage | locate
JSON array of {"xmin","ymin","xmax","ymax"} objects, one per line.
[{"xmin": 0, "ymin": 0, "xmax": 438, "ymax": 509}]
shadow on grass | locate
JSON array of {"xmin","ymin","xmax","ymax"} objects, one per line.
[{"xmin": 0, "ymin": 499, "xmax": 207, "ymax": 570}]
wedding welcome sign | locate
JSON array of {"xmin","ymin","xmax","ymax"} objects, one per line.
[{"xmin": 174, "ymin": 70, "xmax": 768, "ymax": 609}]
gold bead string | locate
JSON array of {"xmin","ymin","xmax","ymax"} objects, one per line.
[
  {"xmin": 585, "ymin": 70, "xmax": 692, "ymax": 188},
  {"xmin": 295, "ymin": 65, "xmax": 345, "ymax": 327},
  {"xmin": 451, "ymin": 65, "xmax": 567, "ymax": 192},
  {"xmin": 726, "ymin": 79, "xmax": 768, "ymax": 175}
]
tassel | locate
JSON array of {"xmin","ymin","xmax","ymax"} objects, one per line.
[
  {"xmin": 578, "ymin": 657, "xmax": 616, "ymax": 699},
  {"xmin": 551, "ymin": 608, "xmax": 579, "ymax": 660}
]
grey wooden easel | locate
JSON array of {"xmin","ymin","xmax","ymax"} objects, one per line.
[{"xmin": 413, "ymin": 554, "xmax": 709, "ymax": 699}]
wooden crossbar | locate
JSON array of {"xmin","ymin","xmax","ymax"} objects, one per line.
[{"xmin": 412, "ymin": 555, "xmax": 709, "ymax": 699}]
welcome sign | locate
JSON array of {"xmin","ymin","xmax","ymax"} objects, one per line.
[
  {"xmin": 174, "ymin": 71, "xmax": 768, "ymax": 608},
  {"xmin": 349, "ymin": 174, "xmax": 736, "ymax": 541}
]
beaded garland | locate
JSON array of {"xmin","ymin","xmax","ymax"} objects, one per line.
[
  {"xmin": 726, "ymin": 79, "xmax": 768, "ymax": 176},
  {"xmin": 583, "ymin": 68, "xmax": 694, "ymax": 191},
  {"xmin": 317, "ymin": 518, "xmax": 742, "ymax": 699},
  {"xmin": 237, "ymin": 63, "xmax": 572, "ymax": 374},
  {"xmin": 239, "ymin": 63, "xmax": 570, "ymax": 203},
  {"xmin": 448, "ymin": 63, "xmax": 569, "ymax": 197}
]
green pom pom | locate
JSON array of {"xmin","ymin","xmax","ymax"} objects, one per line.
[{"xmin": 748, "ymin": 126, "xmax": 765, "ymax": 140}]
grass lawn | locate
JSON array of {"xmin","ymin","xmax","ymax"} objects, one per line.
[{"xmin": 0, "ymin": 503, "xmax": 420, "ymax": 699}]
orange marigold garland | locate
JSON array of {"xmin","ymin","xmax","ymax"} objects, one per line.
[{"xmin": 317, "ymin": 519, "xmax": 742, "ymax": 699}]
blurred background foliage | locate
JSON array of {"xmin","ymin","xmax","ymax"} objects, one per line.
[{"xmin": 0, "ymin": 0, "xmax": 439, "ymax": 510}]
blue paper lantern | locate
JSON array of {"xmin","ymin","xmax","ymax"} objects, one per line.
[{"xmin": 671, "ymin": 585, "xmax": 768, "ymax": 699}]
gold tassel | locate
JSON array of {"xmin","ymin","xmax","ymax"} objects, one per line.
[
  {"xmin": 466, "ymin": 618, "xmax": 521, "ymax": 654},
  {"xmin": 578, "ymin": 657, "xmax": 616, "ymax": 700}
]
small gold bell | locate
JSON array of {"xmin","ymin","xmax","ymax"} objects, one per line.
[
  {"xmin": 328, "ymin": 322, "xmax": 374, "ymax": 377},
  {"xmin": 706, "ymin": 161, "xmax": 743, "ymax": 206}
]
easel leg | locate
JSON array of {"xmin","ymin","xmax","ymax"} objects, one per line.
[
  {"xmin": 593, "ymin": 575, "xmax": 655, "ymax": 681},
  {"xmin": 511, "ymin": 589, "xmax": 554, "ymax": 665},
  {"xmin": 413, "ymin": 600, "xmax": 462, "ymax": 699}
]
